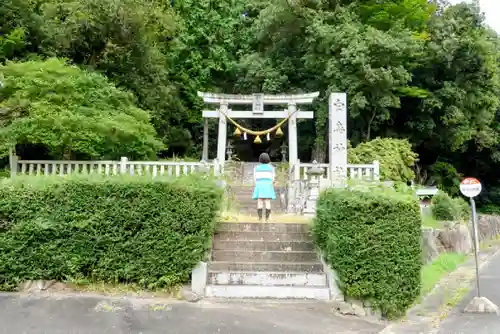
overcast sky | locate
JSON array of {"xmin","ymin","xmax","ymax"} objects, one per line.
[{"xmin": 450, "ymin": 0, "xmax": 500, "ymax": 32}]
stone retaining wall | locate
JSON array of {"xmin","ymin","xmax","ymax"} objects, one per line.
[{"xmin": 422, "ymin": 215, "xmax": 500, "ymax": 263}]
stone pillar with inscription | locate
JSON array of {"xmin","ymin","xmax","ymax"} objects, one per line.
[
  {"xmin": 217, "ymin": 102, "xmax": 228, "ymax": 165},
  {"xmin": 328, "ymin": 93, "xmax": 348, "ymax": 187}
]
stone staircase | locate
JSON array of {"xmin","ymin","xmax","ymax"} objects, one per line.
[
  {"xmin": 225, "ymin": 162, "xmax": 287, "ymax": 215},
  {"xmin": 205, "ymin": 222, "xmax": 332, "ymax": 300},
  {"xmin": 230, "ymin": 185, "xmax": 287, "ymax": 214},
  {"xmin": 229, "ymin": 185, "xmax": 255, "ymax": 214}
]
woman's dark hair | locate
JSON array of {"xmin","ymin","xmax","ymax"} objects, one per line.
[{"xmin": 258, "ymin": 153, "xmax": 271, "ymax": 164}]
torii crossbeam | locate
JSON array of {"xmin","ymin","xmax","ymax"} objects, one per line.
[{"xmin": 198, "ymin": 91, "xmax": 319, "ymax": 166}]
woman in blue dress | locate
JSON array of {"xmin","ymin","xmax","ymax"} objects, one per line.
[{"xmin": 252, "ymin": 153, "xmax": 276, "ymax": 222}]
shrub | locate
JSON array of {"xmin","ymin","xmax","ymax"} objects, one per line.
[
  {"xmin": 313, "ymin": 188, "xmax": 422, "ymax": 318},
  {"xmin": 452, "ymin": 197, "xmax": 471, "ymax": 220},
  {"xmin": 0, "ymin": 174, "xmax": 222, "ymax": 291},
  {"xmin": 431, "ymin": 192, "xmax": 455, "ymax": 220},
  {"xmin": 348, "ymin": 137, "xmax": 418, "ymax": 183},
  {"xmin": 428, "ymin": 161, "xmax": 463, "ymax": 197},
  {"xmin": 431, "ymin": 191, "xmax": 470, "ymax": 221}
]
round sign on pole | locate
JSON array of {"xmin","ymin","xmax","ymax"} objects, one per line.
[{"xmin": 460, "ymin": 178, "xmax": 482, "ymax": 198}]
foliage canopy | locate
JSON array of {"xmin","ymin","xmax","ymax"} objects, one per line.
[
  {"xmin": 0, "ymin": 58, "xmax": 164, "ymax": 159},
  {"xmin": 1, "ymin": 0, "xmax": 500, "ymax": 203}
]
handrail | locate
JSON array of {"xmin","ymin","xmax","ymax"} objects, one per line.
[{"xmin": 13, "ymin": 157, "xmax": 219, "ymax": 178}]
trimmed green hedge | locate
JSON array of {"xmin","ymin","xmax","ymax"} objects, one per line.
[
  {"xmin": 313, "ymin": 188, "xmax": 422, "ymax": 318},
  {"xmin": 0, "ymin": 174, "xmax": 222, "ymax": 291}
]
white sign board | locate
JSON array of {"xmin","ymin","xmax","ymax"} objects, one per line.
[{"xmin": 460, "ymin": 178, "xmax": 482, "ymax": 198}]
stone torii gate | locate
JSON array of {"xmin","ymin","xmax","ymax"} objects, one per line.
[{"xmin": 197, "ymin": 92, "xmax": 319, "ymax": 167}]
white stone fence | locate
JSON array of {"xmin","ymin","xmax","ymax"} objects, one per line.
[
  {"xmin": 295, "ymin": 160, "xmax": 380, "ymax": 183},
  {"xmin": 9, "ymin": 155, "xmax": 378, "ymax": 183},
  {"xmin": 10, "ymin": 156, "xmax": 222, "ymax": 178}
]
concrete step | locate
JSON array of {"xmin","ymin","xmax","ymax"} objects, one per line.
[
  {"xmin": 229, "ymin": 207, "xmax": 286, "ymax": 214},
  {"xmin": 209, "ymin": 261, "xmax": 323, "ymax": 272},
  {"xmin": 205, "ymin": 285, "xmax": 330, "ymax": 300},
  {"xmin": 213, "ymin": 240, "xmax": 315, "ymax": 252},
  {"xmin": 207, "ymin": 271, "xmax": 327, "ymax": 287},
  {"xmin": 212, "ymin": 250, "xmax": 319, "ymax": 262},
  {"xmin": 231, "ymin": 187, "xmax": 287, "ymax": 193},
  {"xmin": 217, "ymin": 223, "xmax": 309, "ymax": 233},
  {"xmin": 231, "ymin": 192, "xmax": 254, "ymax": 196},
  {"xmin": 232, "ymin": 196, "xmax": 254, "ymax": 200},
  {"xmin": 231, "ymin": 186, "xmax": 254, "ymax": 190},
  {"xmin": 223, "ymin": 211, "xmax": 287, "ymax": 217},
  {"xmin": 232, "ymin": 201, "xmax": 258, "ymax": 207},
  {"xmin": 232, "ymin": 190, "xmax": 254, "ymax": 194},
  {"xmin": 215, "ymin": 231, "xmax": 312, "ymax": 242},
  {"xmin": 232, "ymin": 193, "xmax": 254, "ymax": 197},
  {"xmin": 233, "ymin": 200, "xmax": 254, "ymax": 204}
]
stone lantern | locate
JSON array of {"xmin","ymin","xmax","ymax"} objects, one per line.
[{"xmin": 303, "ymin": 160, "xmax": 324, "ymax": 216}]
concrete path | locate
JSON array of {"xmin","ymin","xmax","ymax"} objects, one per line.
[
  {"xmin": 0, "ymin": 293, "xmax": 383, "ymax": 334},
  {"xmin": 437, "ymin": 250, "xmax": 500, "ymax": 334}
]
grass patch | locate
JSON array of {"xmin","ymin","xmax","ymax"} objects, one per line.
[
  {"xmin": 421, "ymin": 215, "xmax": 441, "ymax": 228},
  {"xmin": 421, "ymin": 252, "xmax": 468, "ymax": 296},
  {"xmin": 66, "ymin": 278, "xmax": 181, "ymax": 298}
]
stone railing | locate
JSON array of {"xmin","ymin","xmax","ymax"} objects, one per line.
[
  {"xmin": 11, "ymin": 156, "xmax": 222, "ymax": 178},
  {"xmin": 296, "ymin": 160, "xmax": 380, "ymax": 182},
  {"xmin": 291, "ymin": 160, "xmax": 382, "ymax": 215}
]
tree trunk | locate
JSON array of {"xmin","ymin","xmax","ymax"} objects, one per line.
[
  {"xmin": 311, "ymin": 140, "xmax": 327, "ymax": 163},
  {"xmin": 366, "ymin": 110, "xmax": 377, "ymax": 141}
]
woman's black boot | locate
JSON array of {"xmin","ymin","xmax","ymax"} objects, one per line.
[{"xmin": 257, "ymin": 209, "xmax": 263, "ymax": 221}]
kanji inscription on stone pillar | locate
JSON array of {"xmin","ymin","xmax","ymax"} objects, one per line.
[{"xmin": 328, "ymin": 93, "xmax": 348, "ymax": 185}]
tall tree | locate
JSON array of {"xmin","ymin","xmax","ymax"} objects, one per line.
[
  {"xmin": 395, "ymin": 2, "xmax": 500, "ymax": 161},
  {"xmin": 0, "ymin": 58, "xmax": 164, "ymax": 159},
  {"xmin": 233, "ymin": 0, "xmax": 434, "ymax": 161}
]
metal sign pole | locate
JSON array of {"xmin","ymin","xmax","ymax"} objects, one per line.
[
  {"xmin": 470, "ymin": 197, "xmax": 481, "ymax": 297},
  {"xmin": 461, "ymin": 177, "xmax": 499, "ymax": 314}
]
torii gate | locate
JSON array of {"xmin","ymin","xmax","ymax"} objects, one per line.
[{"xmin": 197, "ymin": 92, "xmax": 319, "ymax": 167}]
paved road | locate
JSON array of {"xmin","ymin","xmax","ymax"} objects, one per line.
[
  {"xmin": 438, "ymin": 251, "xmax": 500, "ymax": 334},
  {"xmin": 0, "ymin": 293, "xmax": 383, "ymax": 334}
]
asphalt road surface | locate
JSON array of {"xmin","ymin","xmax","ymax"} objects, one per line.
[
  {"xmin": 0, "ymin": 293, "xmax": 384, "ymax": 334},
  {"xmin": 438, "ymin": 250, "xmax": 500, "ymax": 334}
]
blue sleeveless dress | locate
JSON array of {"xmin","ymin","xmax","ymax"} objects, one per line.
[{"xmin": 252, "ymin": 164, "xmax": 276, "ymax": 200}]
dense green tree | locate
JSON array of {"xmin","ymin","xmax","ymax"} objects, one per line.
[
  {"xmin": 0, "ymin": 58, "xmax": 164, "ymax": 159},
  {"xmin": 1, "ymin": 0, "xmax": 500, "ymax": 202},
  {"xmin": 396, "ymin": 2, "xmax": 500, "ymax": 153},
  {"xmin": 233, "ymin": 0, "xmax": 433, "ymax": 161},
  {"xmin": 37, "ymin": 0, "xmax": 179, "ymax": 149}
]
